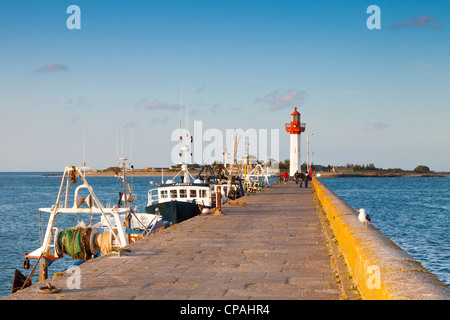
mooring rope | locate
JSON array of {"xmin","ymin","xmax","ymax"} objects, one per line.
[{"xmin": 95, "ymin": 231, "xmax": 112, "ymax": 255}]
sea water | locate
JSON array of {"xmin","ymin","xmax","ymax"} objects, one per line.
[{"xmin": 319, "ymin": 176, "xmax": 450, "ymax": 287}]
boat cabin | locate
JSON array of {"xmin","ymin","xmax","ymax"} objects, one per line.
[{"xmin": 147, "ymin": 181, "xmax": 214, "ymax": 208}]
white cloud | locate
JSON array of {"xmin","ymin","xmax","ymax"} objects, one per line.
[
  {"xmin": 365, "ymin": 122, "xmax": 390, "ymax": 130},
  {"xmin": 254, "ymin": 89, "xmax": 306, "ymax": 111},
  {"xmin": 196, "ymin": 84, "xmax": 207, "ymax": 93},
  {"xmin": 135, "ymin": 98, "xmax": 179, "ymax": 111},
  {"xmin": 123, "ymin": 121, "xmax": 139, "ymax": 128},
  {"xmin": 393, "ymin": 14, "xmax": 443, "ymax": 30},
  {"xmin": 66, "ymin": 96, "xmax": 92, "ymax": 109},
  {"xmin": 34, "ymin": 64, "xmax": 69, "ymax": 73}
]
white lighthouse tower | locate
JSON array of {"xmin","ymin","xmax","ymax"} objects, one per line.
[{"xmin": 285, "ymin": 107, "xmax": 306, "ymax": 176}]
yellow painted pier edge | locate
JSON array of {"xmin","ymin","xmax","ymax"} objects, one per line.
[{"xmin": 312, "ymin": 178, "xmax": 450, "ymax": 300}]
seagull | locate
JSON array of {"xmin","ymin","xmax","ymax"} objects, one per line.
[{"xmin": 357, "ymin": 208, "xmax": 371, "ymax": 229}]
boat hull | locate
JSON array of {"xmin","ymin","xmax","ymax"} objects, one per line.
[
  {"xmin": 11, "ymin": 269, "xmax": 31, "ymax": 294},
  {"xmin": 145, "ymin": 200, "xmax": 201, "ymax": 225}
]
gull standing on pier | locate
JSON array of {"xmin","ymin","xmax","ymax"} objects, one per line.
[{"xmin": 357, "ymin": 208, "xmax": 371, "ymax": 229}]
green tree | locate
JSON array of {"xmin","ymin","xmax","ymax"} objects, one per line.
[{"xmin": 414, "ymin": 165, "xmax": 430, "ymax": 173}]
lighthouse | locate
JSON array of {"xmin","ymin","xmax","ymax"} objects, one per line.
[{"xmin": 285, "ymin": 107, "xmax": 306, "ymax": 176}]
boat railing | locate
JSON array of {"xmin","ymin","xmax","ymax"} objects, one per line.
[{"xmin": 147, "ymin": 189, "xmax": 159, "ymax": 206}]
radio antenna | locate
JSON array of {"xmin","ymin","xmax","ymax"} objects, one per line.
[
  {"xmin": 179, "ymin": 81, "xmax": 183, "ymax": 140},
  {"xmin": 129, "ymin": 127, "xmax": 134, "ymax": 166},
  {"xmin": 82, "ymin": 121, "xmax": 86, "ymax": 167},
  {"xmin": 116, "ymin": 126, "xmax": 119, "ymax": 164}
]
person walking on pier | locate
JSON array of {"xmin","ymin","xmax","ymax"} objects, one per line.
[
  {"xmin": 294, "ymin": 170, "xmax": 300, "ymax": 184},
  {"xmin": 299, "ymin": 171, "xmax": 304, "ymax": 188},
  {"xmin": 303, "ymin": 172, "xmax": 309, "ymax": 188},
  {"xmin": 282, "ymin": 171, "xmax": 289, "ymax": 183}
]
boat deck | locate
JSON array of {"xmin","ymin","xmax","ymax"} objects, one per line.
[{"xmin": 4, "ymin": 181, "xmax": 349, "ymax": 300}]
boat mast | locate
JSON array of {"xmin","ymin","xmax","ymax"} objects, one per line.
[
  {"xmin": 81, "ymin": 121, "xmax": 90, "ymax": 177},
  {"xmin": 82, "ymin": 121, "xmax": 86, "ymax": 176},
  {"xmin": 307, "ymin": 134, "xmax": 309, "ymax": 173},
  {"xmin": 177, "ymin": 84, "xmax": 194, "ymax": 184},
  {"xmin": 119, "ymin": 158, "xmax": 128, "ymax": 207},
  {"xmin": 244, "ymin": 137, "xmax": 249, "ymax": 183},
  {"xmin": 183, "ymin": 98, "xmax": 190, "ymax": 182}
]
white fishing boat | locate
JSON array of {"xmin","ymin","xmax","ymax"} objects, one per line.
[
  {"xmin": 145, "ymin": 92, "xmax": 244, "ymax": 225},
  {"xmin": 12, "ymin": 161, "xmax": 166, "ymax": 294},
  {"xmin": 235, "ymin": 137, "xmax": 275, "ymax": 193},
  {"xmin": 145, "ymin": 123, "xmax": 235, "ymax": 225},
  {"xmin": 145, "ymin": 164, "xmax": 246, "ymax": 225},
  {"xmin": 145, "ymin": 163, "xmax": 219, "ymax": 225},
  {"xmin": 242, "ymin": 162, "xmax": 271, "ymax": 192},
  {"xmin": 92, "ymin": 158, "xmax": 168, "ymax": 241}
]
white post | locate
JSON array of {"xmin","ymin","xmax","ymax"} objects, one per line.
[{"xmin": 307, "ymin": 134, "xmax": 309, "ymax": 173}]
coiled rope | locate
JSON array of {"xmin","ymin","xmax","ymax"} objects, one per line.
[{"xmin": 57, "ymin": 227, "xmax": 111, "ymax": 260}]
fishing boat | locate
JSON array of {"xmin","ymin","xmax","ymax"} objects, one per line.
[
  {"xmin": 242, "ymin": 162, "xmax": 272, "ymax": 193},
  {"xmin": 145, "ymin": 92, "xmax": 228, "ymax": 224},
  {"xmin": 145, "ymin": 162, "xmax": 248, "ymax": 226},
  {"xmin": 233, "ymin": 137, "xmax": 275, "ymax": 193},
  {"xmin": 92, "ymin": 158, "xmax": 168, "ymax": 240},
  {"xmin": 12, "ymin": 161, "xmax": 166, "ymax": 294},
  {"xmin": 144, "ymin": 89, "xmax": 254, "ymax": 225},
  {"xmin": 146, "ymin": 163, "xmax": 213, "ymax": 225}
]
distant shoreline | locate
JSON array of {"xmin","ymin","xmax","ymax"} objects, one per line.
[
  {"xmin": 43, "ymin": 169, "xmax": 203, "ymax": 178},
  {"xmin": 315, "ymin": 172, "xmax": 450, "ymax": 178},
  {"xmin": 41, "ymin": 169, "xmax": 450, "ymax": 178}
]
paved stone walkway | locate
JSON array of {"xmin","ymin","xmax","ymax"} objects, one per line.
[{"xmin": 4, "ymin": 182, "xmax": 342, "ymax": 300}]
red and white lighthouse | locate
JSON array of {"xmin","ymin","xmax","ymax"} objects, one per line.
[{"xmin": 285, "ymin": 107, "xmax": 306, "ymax": 176}]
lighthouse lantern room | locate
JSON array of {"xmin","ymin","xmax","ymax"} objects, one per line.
[{"xmin": 285, "ymin": 107, "xmax": 306, "ymax": 176}]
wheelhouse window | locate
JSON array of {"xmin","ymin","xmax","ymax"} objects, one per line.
[
  {"xmin": 190, "ymin": 190, "xmax": 197, "ymax": 198},
  {"xmin": 170, "ymin": 190, "xmax": 178, "ymax": 198},
  {"xmin": 200, "ymin": 190, "xmax": 207, "ymax": 198},
  {"xmin": 160, "ymin": 190, "xmax": 168, "ymax": 198},
  {"xmin": 180, "ymin": 189, "xmax": 187, "ymax": 198}
]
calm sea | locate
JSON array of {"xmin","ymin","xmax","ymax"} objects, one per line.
[{"xmin": 319, "ymin": 176, "xmax": 450, "ymax": 287}]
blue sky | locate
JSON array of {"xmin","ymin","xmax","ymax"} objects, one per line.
[{"xmin": 1, "ymin": 0, "xmax": 449, "ymax": 171}]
